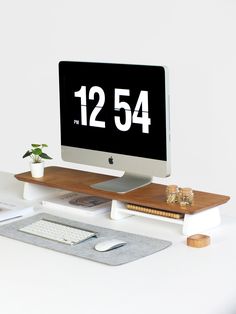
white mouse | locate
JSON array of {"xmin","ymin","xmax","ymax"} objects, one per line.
[{"xmin": 94, "ymin": 239, "xmax": 127, "ymax": 252}]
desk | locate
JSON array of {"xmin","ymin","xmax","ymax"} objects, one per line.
[{"xmin": 0, "ymin": 172, "xmax": 236, "ymax": 314}]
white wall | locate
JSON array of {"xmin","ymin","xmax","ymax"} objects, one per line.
[{"xmin": 0, "ymin": 0, "xmax": 235, "ymax": 215}]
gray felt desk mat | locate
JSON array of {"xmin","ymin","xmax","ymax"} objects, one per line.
[{"xmin": 0, "ymin": 213, "xmax": 172, "ymax": 266}]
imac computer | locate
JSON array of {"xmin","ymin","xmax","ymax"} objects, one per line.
[{"xmin": 59, "ymin": 61, "xmax": 170, "ymax": 193}]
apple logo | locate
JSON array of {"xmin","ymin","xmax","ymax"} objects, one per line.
[{"xmin": 108, "ymin": 156, "xmax": 114, "ymax": 165}]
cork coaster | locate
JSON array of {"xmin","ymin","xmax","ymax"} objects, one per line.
[{"xmin": 187, "ymin": 234, "xmax": 210, "ymax": 248}]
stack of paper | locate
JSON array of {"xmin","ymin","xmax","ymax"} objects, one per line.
[{"xmin": 42, "ymin": 192, "xmax": 111, "ymax": 216}]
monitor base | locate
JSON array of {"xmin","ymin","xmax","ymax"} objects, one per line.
[{"xmin": 90, "ymin": 172, "xmax": 152, "ymax": 194}]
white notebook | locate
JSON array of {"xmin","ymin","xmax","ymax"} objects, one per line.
[{"xmin": 0, "ymin": 199, "xmax": 34, "ymax": 222}]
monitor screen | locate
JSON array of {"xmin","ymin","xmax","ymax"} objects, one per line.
[{"xmin": 59, "ymin": 61, "xmax": 170, "ymax": 193}]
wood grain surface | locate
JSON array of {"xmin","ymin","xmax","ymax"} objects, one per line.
[{"xmin": 15, "ymin": 166, "xmax": 230, "ymax": 215}]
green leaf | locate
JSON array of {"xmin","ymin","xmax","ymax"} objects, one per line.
[
  {"xmin": 32, "ymin": 148, "xmax": 42, "ymax": 155},
  {"xmin": 31, "ymin": 144, "xmax": 41, "ymax": 148},
  {"xmin": 42, "ymin": 144, "xmax": 48, "ymax": 147},
  {"xmin": 22, "ymin": 150, "xmax": 32, "ymax": 158},
  {"xmin": 40, "ymin": 152, "xmax": 52, "ymax": 160}
]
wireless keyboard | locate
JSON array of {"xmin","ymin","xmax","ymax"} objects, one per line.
[{"xmin": 19, "ymin": 219, "xmax": 96, "ymax": 245}]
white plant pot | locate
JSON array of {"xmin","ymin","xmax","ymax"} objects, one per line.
[{"xmin": 30, "ymin": 162, "xmax": 44, "ymax": 178}]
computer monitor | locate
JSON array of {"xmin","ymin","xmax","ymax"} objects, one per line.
[{"xmin": 59, "ymin": 61, "xmax": 170, "ymax": 193}]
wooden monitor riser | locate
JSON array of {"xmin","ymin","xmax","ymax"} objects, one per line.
[{"xmin": 15, "ymin": 166, "xmax": 230, "ymax": 235}]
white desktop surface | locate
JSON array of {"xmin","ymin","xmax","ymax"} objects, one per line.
[{"xmin": 0, "ymin": 172, "xmax": 235, "ymax": 314}]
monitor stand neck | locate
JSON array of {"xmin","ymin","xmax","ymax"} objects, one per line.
[{"xmin": 90, "ymin": 172, "xmax": 152, "ymax": 194}]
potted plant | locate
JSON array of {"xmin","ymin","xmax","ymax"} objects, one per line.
[{"xmin": 23, "ymin": 144, "xmax": 52, "ymax": 178}]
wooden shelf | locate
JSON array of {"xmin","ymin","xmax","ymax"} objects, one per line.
[{"xmin": 15, "ymin": 166, "xmax": 230, "ymax": 215}]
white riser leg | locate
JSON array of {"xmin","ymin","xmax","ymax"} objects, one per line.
[
  {"xmin": 110, "ymin": 200, "xmax": 133, "ymax": 220},
  {"xmin": 182, "ymin": 207, "xmax": 221, "ymax": 235},
  {"xmin": 23, "ymin": 182, "xmax": 62, "ymax": 201}
]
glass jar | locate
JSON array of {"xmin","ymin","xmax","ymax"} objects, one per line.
[
  {"xmin": 179, "ymin": 187, "xmax": 194, "ymax": 206},
  {"xmin": 166, "ymin": 185, "xmax": 178, "ymax": 204}
]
